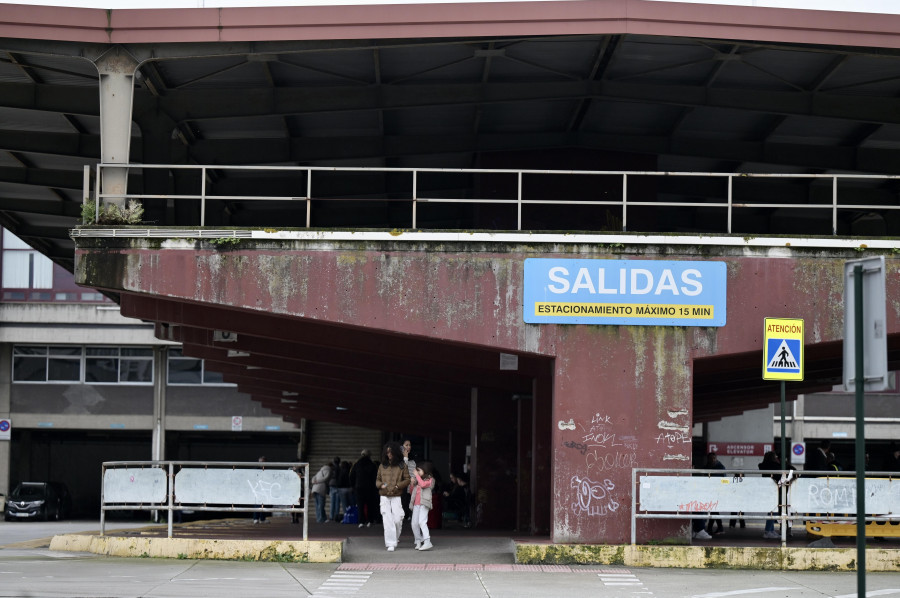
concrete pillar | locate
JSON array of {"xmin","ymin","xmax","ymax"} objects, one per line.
[
  {"xmin": 0, "ymin": 344, "xmax": 10, "ymax": 497},
  {"xmin": 96, "ymin": 48, "xmax": 139, "ymax": 210},
  {"xmin": 151, "ymin": 346, "xmax": 167, "ymax": 462}
]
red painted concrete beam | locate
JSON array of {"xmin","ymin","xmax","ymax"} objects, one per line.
[{"xmin": 3, "ymin": 1, "xmax": 900, "ymax": 50}]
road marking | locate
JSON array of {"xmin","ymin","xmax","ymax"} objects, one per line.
[
  {"xmin": 833, "ymin": 590, "xmax": 900, "ymax": 598},
  {"xmin": 693, "ymin": 589, "xmax": 797, "ymax": 597},
  {"xmin": 311, "ymin": 571, "xmax": 372, "ymax": 596},
  {"xmin": 598, "ymin": 570, "xmax": 653, "ymax": 593}
]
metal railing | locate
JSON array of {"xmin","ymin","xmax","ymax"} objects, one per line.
[
  {"xmin": 85, "ymin": 164, "xmax": 900, "ymax": 235},
  {"xmin": 100, "ymin": 460, "xmax": 309, "ymax": 540},
  {"xmin": 631, "ymin": 467, "xmax": 900, "ymax": 545}
]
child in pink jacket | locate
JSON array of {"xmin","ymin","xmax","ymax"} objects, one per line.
[{"xmin": 411, "ymin": 462, "xmax": 435, "ymax": 551}]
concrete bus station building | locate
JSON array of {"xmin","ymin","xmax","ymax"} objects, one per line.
[{"xmin": 0, "ymin": 0, "xmax": 898, "ymax": 544}]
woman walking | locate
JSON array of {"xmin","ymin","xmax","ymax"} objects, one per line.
[{"xmin": 376, "ymin": 441, "xmax": 410, "ymax": 552}]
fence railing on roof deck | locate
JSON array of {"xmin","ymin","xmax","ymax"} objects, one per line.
[{"xmin": 83, "ymin": 164, "xmax": 900, "ymax": 236}]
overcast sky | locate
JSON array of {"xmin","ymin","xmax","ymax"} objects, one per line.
[{"xmin": 0, "ymin": 0, "xmax": 897, "ymax": 12}]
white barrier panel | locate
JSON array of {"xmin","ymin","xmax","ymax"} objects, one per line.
[
  {"xmin": 175, "ymin": 468, "xmax": 303, "ymax": 505},
  {"xmin": 103, "ymin": 468, "xmax": 168, "ymax": 503},
  {"xmin": 790, "ymin": 477, "xmax": 900, "ymax": 515},
  {"xmin": 639, "ymin": 475, "xmax": 778, "ymax": 513}
]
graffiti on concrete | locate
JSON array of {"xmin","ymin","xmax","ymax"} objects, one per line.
[
  {"xmin": 586, "ymin": 450, "xmax": 638, "ymax": 473},
  {"xmin": 658, "ymin": 408, "xmax": 691, "ymax": 461},
  {"xmin": 655, "ymin": 430, "xmax": 691, "ymax": 446},
  {"xmin": 570, "ymin": 475, "xmax": 619, "ymax": 517},
  {"xmin": 559, "ymin": 413, "xmax": 639, "ymax": 474}
]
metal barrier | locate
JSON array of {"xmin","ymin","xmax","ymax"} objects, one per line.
[
  {"xmin": 84, "ymin": 164, "xmax": 900, "ymax": 235},
  {"xmin": 631, "ymin": 468, "xmax": 900, "ymax": 545},
  {"xmin": 100, "ymin": 460, "xmax": 309, "ymax": 540}
]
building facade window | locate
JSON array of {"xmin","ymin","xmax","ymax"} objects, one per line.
[
  {"xmin": 13, "ymin": 346, "xmax": 82, "ymax": 383},
  {"xmin": 85, "ymin": 347, "xmax": 154, "ymax": 384},
  {"xmin": 167, "ymin": 348, "xmax": 229, "ymax": 385},
  {"xmin": 2, "ymin": 229, "xmax": 53, "ymax": 289},
  {"xmin": 12, "ymin": 345, "xmax": 153, "ymax": 384}
]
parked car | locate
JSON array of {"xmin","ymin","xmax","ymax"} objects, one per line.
[{"xmin": 4, "ymin": 482, "xmax": 71, "ymax": 521}]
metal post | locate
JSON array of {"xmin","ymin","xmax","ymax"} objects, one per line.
[
  {"xmin": 100, "ymin": 463, "xmax": 106, "ymax": 537},
  {"xmin": 168, "ymin": 461, "xmax": 174, "ymax": 539},
  {"xmin": 306, "ymin": 169, "xmax": 312, "ymax": 228},
  {"xmin": 833, "ymin": 176, "xmax": 838, "ymax": 236},
  {"xmin": 631, "ymin": 467, "xmax": 637, "ymax": 545},
  {"xmin": 412, "ymin": 170, "xmax": 418, "ymax": 229},
  {"xmin": 853, "ymin": 264, "xmax": 866, "ymax": 590},
  {"xmin": 94, "ymin": 166, "xmax": 102, "ymax": 224},
  {"xmin": 151, "ymin": 347, "xmax": 167, "ymax": 523},
  {"xmin": 727, "ymin": 175, "xmax": 733, "ymax": 234},
  {"xmin": 621, "ymin": 174, "xmax": 627, "ymax": 232},
  {"xmin": 517, "ymin": 172, "xmax": 522, "ymax": 231},
  {"xmin": 779, "ymin": 379, "xmax": 786, "ymax": 545},
  {"xmin": 303, "ymin": 463, "xmax": 309, "ymax": 541},
  {"xmin": 200, "ymin": 168, "xmax": 207, "ymax": 227}
]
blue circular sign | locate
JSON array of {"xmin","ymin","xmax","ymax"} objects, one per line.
[
  {"xmin": 792, "ymin": 443, "xmax": 804, "ymax": 456},
  {"xmin": 0, "ymin": 420, "xmax": 9, "ymax": 432}
]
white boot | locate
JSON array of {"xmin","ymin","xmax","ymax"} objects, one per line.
[{"xmin": 418, "ymin": 539, "xmax": 433, "ymax": 551}]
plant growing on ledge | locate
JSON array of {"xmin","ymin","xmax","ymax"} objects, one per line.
[{"xmin": 81, "ymin": 200, "xmax": 144, "ymax": 225}]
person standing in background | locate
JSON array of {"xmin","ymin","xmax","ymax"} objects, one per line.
[
  {"xmin": 329, "ymin": 456, "xmax": 342, "ymax": 522},
  {"xmin": 335, "ymin": 461, "xmax": 353, "ymax": 521},
  {"xmin": 350, "ymin": 449, "xmax": 379, "ymax": 527},
  {"xmin": 805, "ymin": 440, "xmax": 830, "ymax": 473},
  {"xmin": 311, "ymin": 460, "xmax": 333, "ymax": 524},
  {"xmin": 401, "ymin": 439, "xmax": 417, "ymax": 521}
]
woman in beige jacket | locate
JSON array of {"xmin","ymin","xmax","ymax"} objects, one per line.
[{"xmin": 376, "ymin": 441, "xmax": 410, "ymax": 551}]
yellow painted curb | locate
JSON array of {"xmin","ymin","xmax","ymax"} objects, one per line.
[
  {"xmin": 515, "ymin": 543, "xmax": 900, "ymax": 571},
  {"xmin": 50, "ymin": 534, "xmax": 342, "ymax": 563}
]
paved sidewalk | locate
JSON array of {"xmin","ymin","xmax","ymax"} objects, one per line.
[{"xmin": 41, "ymin": 514, "xmax": 900, "ymax": 570}]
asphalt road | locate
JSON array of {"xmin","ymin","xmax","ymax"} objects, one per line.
[{"xmin": 1, "ymin": 520, "xmax": 898, "ymax": 598}]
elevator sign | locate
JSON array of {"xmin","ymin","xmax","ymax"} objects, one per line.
[
  {"xmin": 763, "ymin": 317, "xmax": 804, "ymax": 381},
  {"xmin": 523, "ymin": 258, "xmax": 727, "ymax": 326}
]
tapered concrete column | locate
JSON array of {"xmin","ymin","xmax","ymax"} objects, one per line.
[{"xmin": 96, "ymin": 48, "xmax": 138, "ymax": 209}]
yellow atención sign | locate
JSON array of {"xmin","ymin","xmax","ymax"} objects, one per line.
[{"xmin": 763, "ymin": 317, "xmax": 804, "ymax": 381}]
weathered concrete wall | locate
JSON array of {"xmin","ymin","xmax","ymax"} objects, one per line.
[{"xmin": 74, "ymin": 238, "xmax": 900, "ymax": 543}]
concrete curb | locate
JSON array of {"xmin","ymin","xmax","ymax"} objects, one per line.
[
  {"xmin": 515, "ymin": 543, "xmax": 900, "ymax": 571},
  {"xmin": 49, "ymin": 534, "xmax": 342, "ymax": 563}
]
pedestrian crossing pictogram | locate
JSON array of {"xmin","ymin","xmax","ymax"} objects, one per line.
[{"xmin": 767, "ymin": 339, "xmax": 799, "ymax": 371}]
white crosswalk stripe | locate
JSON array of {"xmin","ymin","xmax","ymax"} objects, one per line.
[
  {"xmin": 598, "ymin": 570, "xmax": 653, "ymax": 593},
  {"xmin": 310, "ymin": 571, "xmax": 372, "ymax": 596}
]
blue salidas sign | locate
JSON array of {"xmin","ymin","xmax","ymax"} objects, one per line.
[{"xmin": 524, "ymin": 258, "xmax": 727, "ymax": 326}]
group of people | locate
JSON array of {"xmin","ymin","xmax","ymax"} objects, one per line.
[
  {"xmin": 375, "ymin": 440, "xmax": 435, "ymax": 551},
  {"xmin": 310, "ymin": 439, "xmax": 473, "ymax": 552}
]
